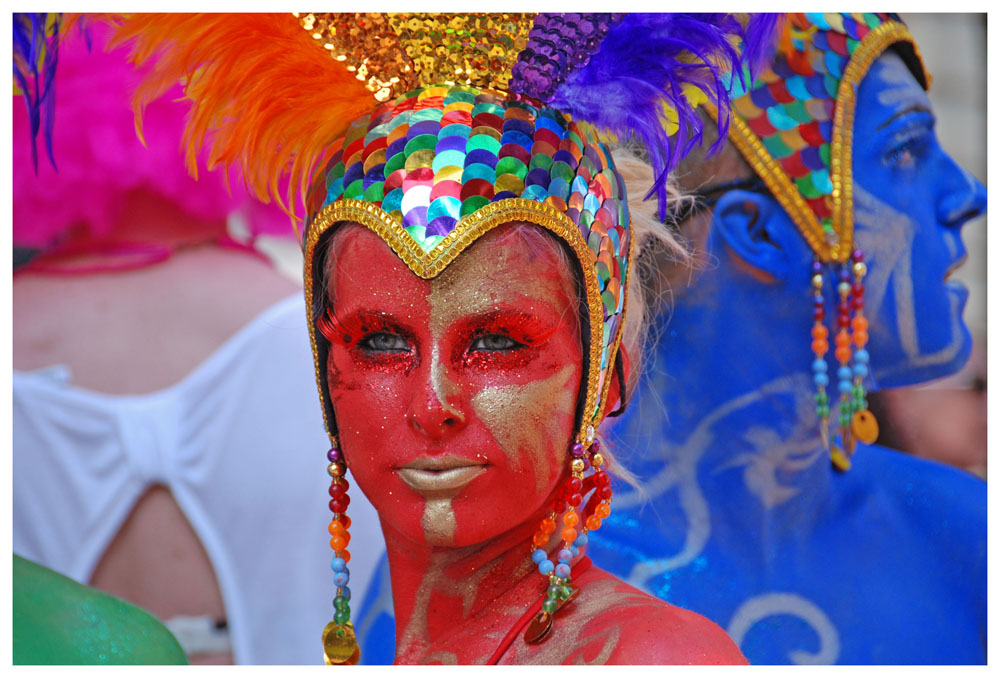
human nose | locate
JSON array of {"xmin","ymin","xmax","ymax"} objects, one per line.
[
  {"xmin": 938, "ymin": 162, "xmax": 987, "ymax": 229},
  {"xmin": 407, "ymin": 346, "xmax": 467, "ymax": 439}
]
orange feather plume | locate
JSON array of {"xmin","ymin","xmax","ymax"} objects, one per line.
[{"xmin": 107, "ymin": 13, "xmax": 375, "ymax": 232}]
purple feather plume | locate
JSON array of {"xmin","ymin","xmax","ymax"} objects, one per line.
[
  {"xmin": 544, "ymin": 13, "xmax": 782, "ymax": 220},
  {"xmin": 13, "ymin": 12, "xmax": 67, "ymax": 172}
]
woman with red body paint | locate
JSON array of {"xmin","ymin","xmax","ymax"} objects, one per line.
[
  {"xmin": 317, "ymin": 219, "xmax": 745, "ymax": 664},
  {"xmin": 108, "ymin": 12, "xmax": 773, "ymax": 664}
]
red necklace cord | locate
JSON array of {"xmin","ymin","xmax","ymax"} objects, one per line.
[{"xmin": 486, "ymin": 556, "xmax": 593, "ymax": 665}]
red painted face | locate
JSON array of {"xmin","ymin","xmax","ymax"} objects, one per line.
[{"xmin": 323, "ymin": 222, "xmax": 583, "ymax": 548}]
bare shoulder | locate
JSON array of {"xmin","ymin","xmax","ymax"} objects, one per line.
[{"xmin": 539, "ymin": 566, "xmax": 745, "ymax": 665}]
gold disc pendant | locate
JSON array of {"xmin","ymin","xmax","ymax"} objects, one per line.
[
  {"xmin": 523, "ymin": 611, "xmax": 553, "ymax": 644},
  {"xmin": 523, "ymin": 583, "xmax": 580, "ymax": 645},
  {"xmin": 323, "ymin": 621, "xmax": 361, "ymax": 665},
  {"xmin": 851, "ymin": 409, "xmax": 879, "ymax": 444},
  {"xmin": 830, "ymin": 445, "xmax": 851, "ymax": 473}
]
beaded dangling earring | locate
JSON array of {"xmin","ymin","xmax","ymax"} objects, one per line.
[
  {"xmin": 847, "ymin": 250, "xmax": 879, "ymax": 450},
  {"xmin": 322, "ymin": 440, "xmax": 360, "ymax": 665},
  {"xmin": 810, "ymin": 260, "xmax": 832, "ymax": 454},
  {"xmin": 812, "ymin": 251, "xmax": 878, "ymax": 473},
  {"xmin": 523, "ymin": 428, "xmax": 613, "ymax": 644}
]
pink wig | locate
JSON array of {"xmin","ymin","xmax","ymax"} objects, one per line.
[{"xmin": 12, "ymin": 21, "xmax": 292, "ymax": 249}]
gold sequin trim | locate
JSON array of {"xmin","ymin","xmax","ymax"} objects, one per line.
[
  {"xmin": 303, "ymin": 198, "xmax": 620, "ymax": 445},
  {"xmin": 710, "ymin": 21, "xmax": 925, "ymax": 263},
  {"xmin": 709, "ymin": 102, "xmax": 829, "ymax": 259},
  {"xmin": 830, "ymin": 22, "xmax": 925, "ymax": 262}
]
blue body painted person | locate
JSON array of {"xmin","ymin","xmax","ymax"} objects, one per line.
[{"xmin": 587, "ymin": 13, "xmax": 986, "ymax": 664}]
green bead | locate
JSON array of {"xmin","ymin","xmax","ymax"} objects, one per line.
[
  {"xmin": 542, "ymin": 599, "xmax": 558, "ymax": 614},
  {"xmin": 852, "ymin": 384, "xmax": 865, "ymax": 399},
  {"xmin": 560, "ymin": 585, "xmax": 573, "ymax": 600},
  {"xmin": 817, "ymin": 405, "xmax": 830, "ymax": 418},
  {"xmin": 547, "ymin": 585, "xmax": 561, "ymax": 599},
  {"xmin": 334, "ymin": 596, "xmax": 348, "ymax": 610},
  {"xmin": 334, "ymin": 611, "xmax": 349, "ymax": 626},
  {"xmin": 815, "ymin": 392, "xmax": 828, "ymax": 405}
]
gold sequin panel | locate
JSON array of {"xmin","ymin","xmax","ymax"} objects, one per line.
[{"xmin": 295, "ymin": 13, "xmax": 533, "ymax": 101}]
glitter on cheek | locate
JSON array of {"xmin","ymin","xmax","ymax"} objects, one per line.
[{"xmin": 471, "ymin": 364, "xmax": 579, "ymax": 495}]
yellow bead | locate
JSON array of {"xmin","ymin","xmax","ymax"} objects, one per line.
[
  {"xmin": 591, "ymin": 453, "xmax": 604, "ymax": 468},
  {"xmin": 571, "ymin": 459, "xmax": 585, "ymax": 473},
  {"xmin": 853, "ymin": 262, "xmax": 867, "ymax": 277}
]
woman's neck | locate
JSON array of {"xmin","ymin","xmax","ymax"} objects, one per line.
[{"xmin": 382, "ymin": 512, "xmax": 546, "ymax": 664}]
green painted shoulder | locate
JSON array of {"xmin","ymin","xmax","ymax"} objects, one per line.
[{"xmin": 13, "ymin": 554, "xmax": 188, "ymax": 665}]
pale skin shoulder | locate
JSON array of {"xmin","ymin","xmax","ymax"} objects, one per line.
[{"xmin": 506, "ymin": 566, "xmax": 746, "ymax": 665}]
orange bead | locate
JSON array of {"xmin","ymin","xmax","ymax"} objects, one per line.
[
  {"xmin": 811, "ymin": 339, "xmax": 829, "ymax": 356},
  {"xmin": 811, "ymin": 324, "xmax": 828, "ymax": 340},
  {"xmin": 852, "ymin": 315, "xmax": 868, "ymax": 332},
  {"xmin": 341, "ymin": 550, "xmax": 351, "ymax": 563},
  {"xmin": 330, "ymin": 535, "xmax": 347, "ymax": 551},
  {"xmin": 853, "ymin": 330, "xmax": 869, "ymax": 347},
  {"xmin": 342, "ymin": 515, "xmax": 352, "ymax": 529},
  {"xmin": 596, "ymin": 502, "xmax": 611, "ymax": 519},
  {"xmin": 533, "ymin": 531, "xmax": 549, "ymax": 547},
  {"xmin": 328, "ymin": 520, "xmax": 345, "ymax": 536},
  {"xmin": 835, "ymin": 330, "xmax": 850, "ymax": 348},
  {"xmin": 563, "ymin": 511, "xmax": 579, "ymax": 528},
  {"xmin": 835, "ymin": 346, "xmax": 852, "ymax": 364},
  {"xmin": 540, "ymin": 517, "xmax": 556, "ymax": 534},
  {"xmin": 561, "ymin": 527, "xmax": 578, "ymax": 543},
  {"xmin": 586, "ymin": 515, "xmax": 602, "ymax": 531}
]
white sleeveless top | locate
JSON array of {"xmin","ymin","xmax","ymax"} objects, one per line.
[{"xmin": 12, "ymin": 294, "xmax": 386, "ymax": 664}]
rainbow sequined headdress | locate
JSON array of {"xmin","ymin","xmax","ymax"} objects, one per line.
[
  {"xmin": 721, "ymin": 13, "xmax": 929, "ymax": 470},
  {"xmin": 110, "ymin": 12, "xmax": 777, "ymax": 448}
]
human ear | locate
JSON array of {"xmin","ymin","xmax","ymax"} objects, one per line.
[{"xmin": 711, "ymin": 189, "xmax": 797, "ymax": 281}]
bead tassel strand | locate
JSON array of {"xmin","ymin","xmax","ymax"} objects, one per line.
[
  {"xmin": 321, "ymin": 444, "xmax": 361, "ymax": 665},
  {"xmin": 525, "ymin": 437, "xmax": 612, "ymax": 644},
  {"xmin": 810, "ymin": 260, "xmax": 831, "ymax": 453}
]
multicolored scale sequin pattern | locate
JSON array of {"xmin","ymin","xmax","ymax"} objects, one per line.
[
  {"xmin": 306, "ymin": 83, "xmax": 631, "ymax": 419},
  {"xmin": 726, "ymin": 13, "xmax": 917, "ymax": 256}
]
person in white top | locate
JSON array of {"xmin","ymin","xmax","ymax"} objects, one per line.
[{"xmin": 12, "ymin": 18, "xmax": 384, "ymax": 664}]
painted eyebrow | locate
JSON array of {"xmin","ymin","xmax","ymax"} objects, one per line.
[{"xmin": 876, "ymin": 103, "xmax": 934, "ymax": 131}]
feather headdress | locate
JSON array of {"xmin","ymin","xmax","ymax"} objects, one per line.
[
  {"xmin": 108, "ymin": 13, "xmax": 780, "ymax": 227},
  {"xmin": 13, "ymin": 13, "xmax": 65, "ymax": 170}
]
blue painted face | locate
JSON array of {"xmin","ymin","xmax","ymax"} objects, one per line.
[{"xmin": 851, "ymin": 51, "xmax": 986, "ymax": 389}]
